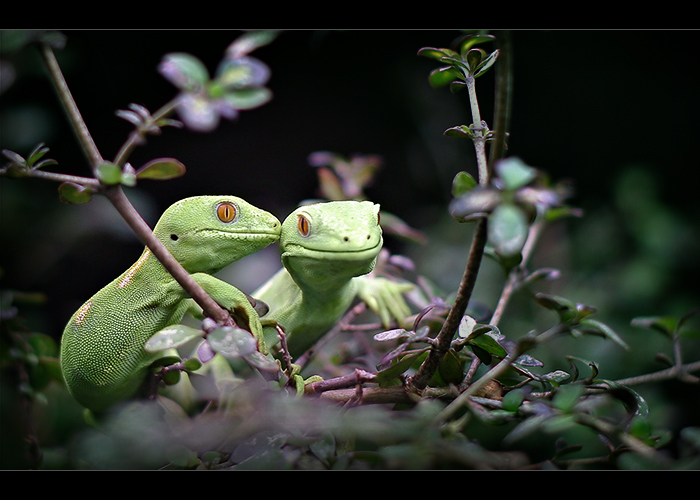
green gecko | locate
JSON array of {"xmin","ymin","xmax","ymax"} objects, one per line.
[
  {"xmin": 60, "ymin": 195, "xmax": 280, "ymax": 412},
  {"xmin": 253, "ymin": 200, "xmax": 413, "ymax": 360}
]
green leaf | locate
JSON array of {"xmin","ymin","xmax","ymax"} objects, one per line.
[
  {"xmin": 457, "ymin": 33, "xmax": 496, "ymax": 55},
  {"xmin": 120, "ymin": 172, "xmax": 137, "ymax": 187},
  {"xmin": 465, "ymin": 48, "xmax": 485, "ymax": 73},
  {"xmin": 162, "ymin": 369, "xmax": 181, "ymax": 385},
  {"xmin": 444, "ymin": 125, "xmax": 474, "ymax": 140},
  {"xmin": 451, "ymin": 171, "xmax": 477, "ymax": 197},
  {"xmin": 135, "ymin": 158, "xmax": 186, "ymax": 180},
  {"xmin": 58, "ymin": 182, "xmax": 94, "ymax": 204},
  {"xmin": 376, "ymin": 348, "xmax": 429, "ymax": 384},
  {"xmin": 542, "ymin": 414, "xmax": 578, "ymax": 434},
  {"xmin": 541, "ymin": 370, "xmax": 571, "ymax": 388},
  {"xmin": 495, "ymin": 157, "xmax": 537, "ymax": 190},
  {"xmin": 166, "ymin": 444, "xmax": 199, "ymax": 468},
  {"xmin": 96, "ymin": 162, "xmax": 123, "ymax": 185},
  {"xmin": 597, "ymin": 380, "xmax": 649, "ymax": 417},
  {"xmin": 207, "ymin": 326, "xmax": 258, "ymax": 359},
  {"xmin": 222, "ymin": 87, "xmax": 273, "ymax": 110},
  {"xmin": 183, "ymin": 358, "xmax": 202, "ymax": 371},
  {"xmin": 469, "ymin": 344, "xmax": 492, "ymax": 365},
  {"xmin": 159, "ymin": 53, "xmax": 210, "ymax": 91},
  {"xmin": 449, "ymin": 187, "xmax": 501, "ymax": 222},
  {"xmin": 449, "ymin": 80, "xmax": 468, "ymax": 94},
  {"xmin": 27, "ymin": 143, "xmax": 54, "ymax": 169},
  {"xmin": 502, "ymin": 388, "xmax": 525, "ymax": 412},
  {"xmin": 2, "ymin": 149, "xmax": 26, "ymax": 167},
  {"xmin": 566, "ymin": 356, "xmax": 599, "ymax": 382},
  {"xmin": 145, "ymin": 324, "xmax": 204, "ymax": 353},
  {"xmin": 577, "ymin": 318, "xmax": 630, "ymax": 350},
  {"xmin": 631, "ymin": 315, "xmax": 677, "ymax": 337},
  {"xmin": 629, "ymin": 416, "xmax": 653, "ymax": 440},
  {"xmin": 488, "ymin": 203, "xmax": 528, "ymax": 257},
  {"xmin": 468, "ymin": 333, "xmax": 507, "ymax": 359},
  {"xmin": 428, "ymin": 66, "xmax": 463, "ymax": 88},
  {"xmin": 438, "ymin": 349, "xmax": 464, "ymax": 385},
  {"xmin": 216, "ymin": 57, "xmax": 270, "ymax": 90},
  {"xmin": 553, "ymin": 383, "xmax": 584, "ymax": 412},
  {"xmin": 544, "ymin": 206, "xmax": 584, "ymax": 222},
  {"xmin": 226, "ymin": 30, "xmax": 279, "ymax": 59},
  {"xmin": 535, "ymin": 293, "xmax": 575, "ymax": 311},
  {"xmin": 417, "ymin": 47, "xmax": 459, "ymax": 61},
  {"xmin": 474, "ymin": 49, "xmax": 500, "ymax": 77}
]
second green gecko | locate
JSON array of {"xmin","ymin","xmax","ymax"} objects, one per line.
[
  {"xmin": 60, "ymin": 195, "xmax": 280, "ymax": 412},
  {"xmin": 253, "ymin": 200, "xmax": 413, "ymax": 359}
]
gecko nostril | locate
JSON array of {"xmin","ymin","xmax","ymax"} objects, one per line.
[{"xmin": 344, "ymin": 236, "xmax": 349, "ymax": 242}]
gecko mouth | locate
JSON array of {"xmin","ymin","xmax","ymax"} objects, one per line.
[
  {"xmin": 201, "ymin": 227, "xmax": 281, "ymax": 239},
  {"xmin": 282, "ymin": 240, "xmax": 382, "ymax": 262}
]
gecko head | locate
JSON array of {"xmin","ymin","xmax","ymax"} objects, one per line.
[
  {"xmin": 154, "ymin": 196, "xmax": 281, "ymax": 274},
  {"xmin": 280, "ymin": 200, "xmax": 383, "ymax": 284}
]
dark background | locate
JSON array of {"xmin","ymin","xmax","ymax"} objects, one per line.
[
  {"xmin": 2, "ymin": 29, "xmax": 700, "ymax": 467},
  {"xmin": 2, "ymin": 28, "xmax": 699, "ymax": 352}
]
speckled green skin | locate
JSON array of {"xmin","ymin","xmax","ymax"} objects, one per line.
[
  {"xmin": 254, "ymin": 201, "xmax": 385, "ymax": 358},
  {"xmin": 59, "ymin": 196, "xmax": 280, "ymax": 412}
]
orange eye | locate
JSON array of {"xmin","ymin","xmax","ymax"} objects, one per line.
[
  {"xmin": 297, "ymin": 215, "xmax": 310, "ymax": 236},
  {"xmin": 217, "ymin": 202, "xmax": 237, "ymax": 223}
]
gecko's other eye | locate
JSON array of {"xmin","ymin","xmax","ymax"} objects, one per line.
[
  {"xmin": 298, "ymin": 215, "xmax": 310, "ymax": 237},
  {"xmin": 217, "ymin": 202, "xmax": 237, "ymax": 223}
]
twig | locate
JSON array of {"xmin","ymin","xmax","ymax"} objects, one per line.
[
  {"xmin": 410, "ymin": 218, "xmax": 488, "ymax": 390},
  {"xmin": 613, "ymin": 360, "xmax": 700, "ymax": 386},
  {"xmin": 490, "ymin": 216, "xmax": 546, "ymax": 326},
  {"xmin": 410, "ymin": 33, "xmax": 514, "ymax": 392},
  {"xmin": 39, "ymin": 43, "xmax": 103, "ymax": 171},
  {"xmin": 104, "ymin": 187, "xmax": 234, "ymax": 326},
  {"xmin": 112, "ymin": 99, "xmax": 180, "ymax": 166}
]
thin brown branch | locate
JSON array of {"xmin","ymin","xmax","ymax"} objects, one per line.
[
  {"xmin": 104, "ymin": 187, "xmax": 233, "ymax": 326},
  {"xmin": 39, "ymin": 43, "xmax": 103, "ymax": 170},
  {"xmin": 410, "ymin": 217, "xmax": 488, "ymax": 390},
  {"xmin": 613, "ymin": 360, "xmax": 700, "ymax": 386}
]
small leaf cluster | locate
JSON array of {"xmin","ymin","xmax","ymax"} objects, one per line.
[
  {"xmin": 58, "ymin": 157, "xmax": 187, "ymax": 204},
  {"xmin": 116, "ymin": 102, "xmax": 183, "ymax": 138},
  {"xmin": 1, "ymin": 143, "xmax": 57, "ymax": 178},
  {"xmin": 371, "ymin": 313, "xmax": 510, "ymax": 390},
  {"xmin": 418, "ymin": 33, "xmax": 499, "ymax": 91},
  {"xmin": 144, "ymin": 317, "xmax": 278, "ymax": 389},
  {"xmin": 158, "ymin": 31, "xmax": 277, "ymax": 132},
  {"xmin": 535, "ymin": 293, "xmax": 630, "ymax": 350},
  {"xmin": 450, "ymin": 157, "xmax": 578, "ymax": 268},
  {"xmin": 631, "ymin": 308, "xmax": 700, "ymax": 341}
]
